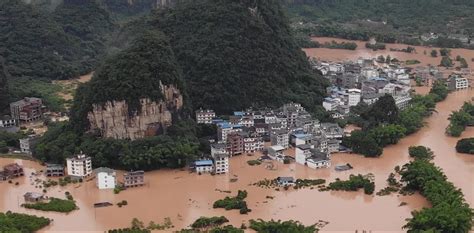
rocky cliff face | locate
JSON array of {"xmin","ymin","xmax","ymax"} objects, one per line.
[{"xmin": 87, "ymin": 82, "xmax": 183, "ymax": 140}]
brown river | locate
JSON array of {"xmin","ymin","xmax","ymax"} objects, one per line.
[{"xmin": 1, "ymin": 40, "xmax": 473, "ymax": 232}]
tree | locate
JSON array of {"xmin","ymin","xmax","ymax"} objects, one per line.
[
  {"xmin": 386, "ymin": 55, "xmax": 392, "ymax": 64},
  {"xmin": 361, "ymin": 94, "xmax": 399, "ymax": 127},
  {"xmin": 408, "ymin": 146, "xmax": 434, "ymax": 160},
  {"xmin": 343, "ymin": 130, "xmax": 383, "ymax": 157},
  {"xmin": 369, "ymin": 124, "xmax": 406, "ymax": 146},
  {"xmin": 0, "ymin": 57, "xmax": 9, "ymax": 114},
  {"xmin": 439, "ymin": 48, "xmax": 450, "ymax": 56},
  {"xmin": 440, "ymin": 56, "xmax": 453, "ymax": 67},
  {"xmin": 455, "ymin": 138, "xmax": 474, "ymax": 154},
  {"xmin": 430, "ymin": 50, "xmax": 438, "ymax": 57},
  {"xmin": 249, "ymin": 219, "xmax": 317, "ymax": 233},
  {"xmin": 429, "ymin": 80, "xmax": 449, "ymax": 102},
  {"xmin": 377, "ymin": 55, "xmax": 385, "ymax": 63}
]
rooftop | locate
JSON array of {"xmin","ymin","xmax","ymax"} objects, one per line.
[{"xmin": 195, "ymin": 160, "xmax": 213, "ymax": 166}]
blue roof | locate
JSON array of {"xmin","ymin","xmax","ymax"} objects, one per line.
[
  {"xmin": 234, "ymin": 111, "xmax": 244, "ymax": 116},
  {"xmin": 195, "ymin": 160, "xmax": 213, "ymax": 166},
  {"xmin": 294, "ymin": 133, "xmax": 309, "ymax": 139}
]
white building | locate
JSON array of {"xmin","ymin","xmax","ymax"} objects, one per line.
[
  {"xmin": 213, "ymin": 154, "xmax": 229, "ymax": 174},
  {"xmin": 95, "ymin": 167, "xmax": 116, "ymax": 190},
  {"xmin": 347, "ymin": 89, "xmax": 361, "ymax": 107},
  {"xmin": 0, "ymin": 117, "xmax": 16, "ymax": 128},
  {"xmin": 270, "ymin": 129, "xmax": 289, "ymax": 149},
  {"xmin": 322, "ymin": 97, "xmax": 340, "ymax": 112},
  {"xmin": 447, "ymin": 75, "xmax": 469, "ymax": 90},
  {"xmin": 394, "ymin": 95, "xmax": 412, "ymax": 110},
  {"xmin": 66, "ymin": 153, "xmax": 92, "ymax": 178},
  {"xmin": 217, "ymin": 123, "xmax": 242, "ymax": 142},
  {"xmin": 195, "ymin": 160, "xmax": 214, "ymax": 173},
  {"xmin": 243, "ymin": 136, "xmax": 264, "ymax": 153},
  {"xmin": 295, "ymin": 144, "xmax": 331, "ymax": 169},
  {"xmin": 267, "ymin": 145, "xmax": 285, "ymax": 162},
  {"xmin": 19, "ymin": 135, "xmax": 38, "ymax": 155},
  {"xmin": 195, "ymin": 109, "xmax": 215, "ymax": 124},
  {"xmin": 240, "ymin": 116, "xmax": 254, "ymax": 127}
]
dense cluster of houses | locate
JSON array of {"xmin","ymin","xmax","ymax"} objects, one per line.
[
  {"xmin": 194, "ymin": 103, "xmax": 346, "ymax": 173},
  {"xmin": 414, "ymin": 66, "xmax": 471, "ymax": 91},
  {"xmin": 312, "ymin": 58, "xmax": 413, "ymax": 119}
]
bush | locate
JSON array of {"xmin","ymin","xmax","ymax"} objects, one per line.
[
  {"xmin": 249, "ymin": 219, "xmax": 317, "ymax": 232},
  {"xmin": 328, "ymin": 174, "xmax": 374, "ymax": 195},
  {"xmin": 408, "ymin": 146, "xmax": 434, "ymax": 160},
  {"xmin": 456, "ymin": 138, "xmax": 474, "ymax": 154},
  {"xmin": 0, "ymin": 211, "xmax": 51, "ymax": 232},
  {"xmin": 213, "ymin": 190, "xmax": 250, "ymax": 215},
  {"xmin": 191, "ymin": 216, "xmax": 229, "ymax": 229}
]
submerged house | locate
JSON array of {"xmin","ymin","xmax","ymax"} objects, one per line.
[
  {"xmin": 24, "ymin": 192, "xmax": 45, "ymax": 202},
  {"xmin": 276, "ymin": 177, "xmax": 295, "ymax": 186},
  {"xmin": 194, "ymin": 160, "xmax": 214, "ymax": 173},
  {"xmin": 123, "ymin": 170, "xmax": 145, "ymax": 188},
  {"xmin": 3, "ymin": 163, "xmax": 24, "ymax": 177}
]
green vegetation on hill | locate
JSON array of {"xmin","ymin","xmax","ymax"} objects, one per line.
[
  {"xmin": 0, "ymin": 0, "xmax": 111, "ymax": 81},
  {"xmin": 285, "ymin": 0, "xmax": 474, "ymax": 47},
  {"xmin": 400, "ymin": 151, "xmax": 473, "ymax": 232},
  {"xmin": 153, "ymin": 0, "xmax": 327, "ymax": 114},
  {"xmin": 0, "ymin": 57, "xmax": 10, "ymax": 114},
  {"xmin": 0, "ymin": 211, "xmax": 51, "ymax": 233},
  {"xmin": 456, "ymin": 138, "xmax": 474, "ymax": 154},
  {"xmin": 70, "ymin": 31, "xmax": 185, "ymax": 132}
]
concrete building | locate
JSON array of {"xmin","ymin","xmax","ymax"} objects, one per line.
[
  {"xmin": 45, "ymin": 164, "xmax": 65, "ymax": 177},
  {"xmin": 212, "ymin": 153, "xmax": 229, "ymax": 174},
  {"xmin": 447, "ymin": 75, "xmax": 469, "ymax": 91},
  {"xmin": 217, "ymin": 122, "xmax": 242, "ymax": 142},
  {"xmin": 320, "ymin": 123, "xmax": 344, "ymax": 139},
  {"xmin": 24, "ymin": 192, "xmax": 45, "ymax": 202},
  {"xmin": 195, "ymin": 160, "xmax": 214, "ymax": 173},
  {"xmin": 66, "ymin": 153, "xmax": 92, "ymax": 178},
  {"xmin": 276, "ymin": 177, "xmax": 295, "ymax": 186},
  {"xmin": 195, "ymin": 109, "xmax": 215, "ymax": 124},
  {"xmin": 270, "ymin": 129, "xmax": 289, "ymax": 149},
  {"xmin": 10, "ymin": 97, "xmax": 43, "ymax": 124},
  {"xmin": 19, "ymin": 135, "xmax": 39, "ymax": 155},
  {"xmin": 0, "ymin": 116, "xmax": 16, "ymax": 128},
  {"xmin": 323, "ymin": 97, "xmax": 340, "ymax": 112},
  {"xmin": 95, "ymin": 167, "xmax": 116, "ymax": 190},
  {"xmin": 295, "ymin": 144, "xmax": 330, "ymax": 169},
  {"xmin": 394, "ymin": 95, "xmax": 412, "ymax": 110},
  {"xmin": 226, "ymin": 132, "xmax": 244, "ymax": 156},
  {"xmin": 124, "ymin": 170, "xmax": 145, "ymax": 188},
  {"xmin": 347, "ymin": 89, "xmax": 361, "ymax": 107},
  {"xmin": 267, "ymin": 145, "xmax": 286, "ymax": 162},
  {"xmin": 3, "ymin": 163, "xmax": 24, "ymax": 177}
]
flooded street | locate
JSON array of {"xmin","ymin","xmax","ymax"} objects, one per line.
[{"xmin": 1, "ymin": 90, "xmax": 472, "ymax": 232}]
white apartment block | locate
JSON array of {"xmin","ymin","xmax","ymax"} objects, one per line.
[
  {"xmin": 243, "ymin": 137, "xmax": 264, "ymax": 153},
  {"xmin": 394, "ymin": 95, "xmax": 412, "ymax": 110},
  {"xmin": 95, "ymin": 167, "xmax": 116, "ymax": 190},
  {"xmin": 66, "ymin": 153, "xmax": 92, "ymax": 178},
  {"xmin": 213, "ymin": 154, "xmax": 229, "ymax": 174},
  {"xmin": 347, "ymin": 89, "xmax": 361, "ymax": 107},
  {"xmin": 195, "ymin": 109, "xmax": 215, "ymax": 124}
]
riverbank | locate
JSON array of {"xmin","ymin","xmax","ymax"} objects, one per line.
[{"xmin": 0, "ymin": 90, "xmax": 472, "ymax": 232}]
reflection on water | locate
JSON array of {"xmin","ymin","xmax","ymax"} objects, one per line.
[{"xmin": 1, "ymin": 89, "xmax": 472, "ymax": 232}]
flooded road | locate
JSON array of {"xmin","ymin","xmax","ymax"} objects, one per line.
[{"xmin": 1, "ymin": 89, "xmax": 472, "ymax": 232}]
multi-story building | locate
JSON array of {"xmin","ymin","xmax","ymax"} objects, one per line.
[
  {"xmin": 195, "ymin": 109, "xmax": 215, "ymax": 124},
  {"xmin": 124, "ymin": 170, "xmax": 145, "ymax": 188},
  {"xmin": 270, "ymin": 129, "xmax": 289, "ymax": 149},
  {"xmin": 226, "ymin": 132, "xmax": 244, "ymax": 156},
  {"xmin": 394, "ymin": 95, "xmax": 412, "ymax": 110},
  {"xmin": 240, "ymin": 116, "xmax": 254, "ymax": 127},
  {"xmin": 66, "ymin": 153, "xmax": 92, "ymax": 178},
  {"xmin": 19, "ymin": 135, "xmax": 39, "ymax": 155},
  {"xmin": 194, "ymin": 160, "xmax": 214, "ymax": 173},
  {"xmin": 295, "ymin": 145, "xmax": 330, "ymax": 169},
  {"xmin": 10, "ymin": 97, "xmax": 43, "ymax": 124},
  {"xmin": 46, "ymin": 164, "xmax": 65, "ymax": 177},
  {"xmin": 95, "ymin": 167, "xmax": 116, "ymax": 190},
  {"xmin": 0, "ymin": 116, "xmax": 16, "ymax": 128},
  {"xmin": 243, "ymin": 133, "xmax": 264, "ymax": 153},
  {"xmin": 322, "ymin": 97, "xmax": 341, "ymax": 112},
  {"xmin": 212, "ymin": 153, "xmax": 229, "ymax": 174},
  {"xmin": 217, "ymin": 122, "xmax": 242, "ymax": 142},
  {"xmin": 447, "ymin": 75, "xmax": 469, "ymax": 91},
  {"xmin": 320, "ymin": 123, "xmax": 344, "ymax": 139},
  {"xmin": 347, "ymin": 89, "xmax": 361, "ymax": 107}
]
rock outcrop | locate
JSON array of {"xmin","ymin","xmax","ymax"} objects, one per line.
[{"xmin": 87, "ymin": 82, "xmax": 183, "ymax": 140}]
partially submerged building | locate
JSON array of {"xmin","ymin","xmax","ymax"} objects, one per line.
[{"xmin": 123, "ymin": 170, "xmax": 145, "ymax": 188}]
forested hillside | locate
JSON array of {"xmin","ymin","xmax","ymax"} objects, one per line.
[
  {"xmin": 284, "ymin": 0, "xmax": 474, "ymax": 46},
  {"xmin": 154, "ymin": 0, "xmax": 327, "ymax": 114},
  {"xmin": 0, "ymin": 57, "xmax": 9, "ymax": 114}
]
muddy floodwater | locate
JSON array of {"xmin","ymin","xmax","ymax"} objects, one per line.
[
  {"xmin": 304, "ymin": 37, "xmax": 474, "ymax": 69},
  {"xmin": 1, "ymin": 89, "xmax": 473, "ymax": 232}
]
